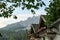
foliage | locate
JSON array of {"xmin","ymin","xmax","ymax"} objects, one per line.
[
  {"xmin": 24, "ymin": 29, "xmax": 29, "ymax": 40},
  {"xmin": 45, "ymin": 0, "xmax": 60, "ymax": 26},
  {"xmin": 9, "ymin": 36, "xmax": 14, "ymax": 40},
  {"xmin": 0, "ymin": 0, "xmax": 45, "ymax": 19}
]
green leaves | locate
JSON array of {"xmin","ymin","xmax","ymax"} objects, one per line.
[
  {"xmin": 37, "ymin": 0, "xmax": 41, "ymax": 2},
  {"xmin": 45, "ymin": 0, "xmax": 60, "ymax": 26},
  {"xmin": 0, "ymin": 0, "xmax": 46, "ymax": 19},
  {"xmin": 13, "ymin": 15, "xmax": 17, "ymax": 19},
  {"xmin": 0, "ymin": 2, "xmax": 6, "ymax": 9},
  {"xmin": 22, "ymin": 7, "xmax": 25, "ymax": 10},
  {"xmin": 31, "ymin": 10, "xmax": 35, "ymax": 14},
  {"xmin": 26, "ymin": 4, "xmax": 32, "ymax": 9},
  {"xmin": 0, "ymin": 14, "xmax": 2, "ymax": 17},
  {"xmin": 12, "ymin": 3, "xmax": 19, "ymax": 7},
  {"xmin": 36, "ymin": 3, "xmax": 40, "ymax": 6},
  {"xmin": 26, "ymin": 0, "xmax": 35, "ymax": 4},
  {"xmin": 23, "ymin": 0, "xmax": 25, "ymax": 2},
  {"xmin": 42, "ymin": 1, "xmax": 46, "ymax": 6},
  {"xmin": 7, "ymin": 0, "xmax": 21, "ymax": 3}
]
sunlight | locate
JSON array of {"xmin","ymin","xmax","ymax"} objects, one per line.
[{"xmin": 0, "ymin": 22, "xmax": 6, "ymax": 28}]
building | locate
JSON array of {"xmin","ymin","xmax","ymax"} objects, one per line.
[
  {"xmin": 29, "ymin": 15, "xmax": 60, "ymax": 40},
  {"xmin": 49, "ymin": 18, "xmax": 60, "ymax": 40},
  {"xmin": 29, "ymin": 15, "xmax": 47, "ymax": 40},
  {"xmin": 29, "ymin": 24, "xmax": 40, "ymax": 40}
]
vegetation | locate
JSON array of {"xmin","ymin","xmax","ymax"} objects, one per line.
[
  {"xmin": 0, "ymin": 29, "xmax": 29, "ymax": 40},
  {"xmin": 9, "ymin": 36, "xmax": 14, "ymax": 40},
  {"xmin": 45, "ymin": 0, "xmax": 60, "ymax": 26},
  {"xmin": 0, "ymin": 0, "xmax": 60, "ymax": 26},
  {"xmin": 0, "ymin": 0, "xmax": 45, "ymax": 19},
  {"xmin": 1, "ymin": 0, "xmax": 60, "ymax": 25},
  {"xmin": 24, "ymin": 29, "xmax": 29, "ymax": 40}
]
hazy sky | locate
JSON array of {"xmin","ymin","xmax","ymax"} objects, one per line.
[{"xmin": 0, "ymin": 0, "xmax": 50, "ymax": 28}]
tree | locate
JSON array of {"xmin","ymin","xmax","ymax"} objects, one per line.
[
  {"xmin": 0, "ymin": 0, "xmax": 45, "ymax": 19},
  {"xmin": 9, "ymin": 36, "xmax": 14, "ymax": 40},
  {"xmin": 24, "ymin": 29, "xmax": 29, "ymax": 40},
  {"xmin": 45, "ymin": 0, "xmax": 60, "ymax": 26}
]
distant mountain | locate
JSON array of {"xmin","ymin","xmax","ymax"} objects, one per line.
[
  {"xmin": 0, "ymin": 22, "xmax": 25, "ymax": 32},
  {"xmin": 0, "ymin": 16, "xmax": 40, "ymax": 40},
  {"xmin": 0, "ymin": 16, "xmax": 40, "ymax": 31},
  {"xmin": 19, "ymin": 16, "xmax": 40, "ymax": 29}
]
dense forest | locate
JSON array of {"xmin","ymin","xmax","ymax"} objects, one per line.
[{"xmin": 0, "ymin": 29, "xmax": 29, "ymax": 40}]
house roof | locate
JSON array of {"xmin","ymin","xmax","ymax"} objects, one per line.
[
  {"xmin": 29, "ymin": 15, "xmax": 60, "ymax": 38},
  {"xmin": 40, "ymin": 15, "xmax": 46, "ymax": 22},
  {"xmin": 41, "ymin": 15, "xmax": 46, "ymax": 19},
  {"xmin": 31, "ymin": 24, "xmax": 39, "ymax": 33},
  {"xmin": 40, "ymin": 15, "xmax": 60, "ymax": 27}
]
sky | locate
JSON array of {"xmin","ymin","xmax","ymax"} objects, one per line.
[{"xmin": 0, "ymin": 0, "xmax": 50, "ymax": 28}]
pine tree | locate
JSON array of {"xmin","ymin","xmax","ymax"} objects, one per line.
[{"xmin": 45, "ymin": 0, "xmax": 60, "ymax": 26}]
